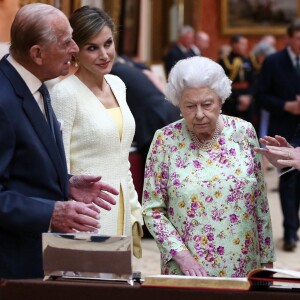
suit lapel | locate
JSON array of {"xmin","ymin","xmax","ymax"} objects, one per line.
[
  {"xmin": 52, "ymin": 109, "xmax": 69, "ymax": 195},
  {"xmin": 23, "ymin": 93, "xmax": 68, "ymax": 195},
  {"xmin": 280, "ymin": 49, "xmax": 300, "ymax": 93},
  {"xmin": 0, "ymin": 56, "xmax": 68, "ymax": 195}
]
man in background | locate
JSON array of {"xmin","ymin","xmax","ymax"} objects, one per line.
[
  {"xmin": 256, "ymin": 19, "xmax": 300, "ymax": 251},
  {"xmin": 193, "ymin": 30, "xmax": 210, "ymax": 56},
  {"xmin": 219, "ymin": 34, "xmax": 255, "ymax": 126},
  {"xmin": 261, "ymin": 34, "xmax": 276, "ymax": 49},
  {"xmin": 164, "ymin": 25, "xmax": 198, "ymax": 75},
  {"xmin": 249, "ymin": 40, "xmax": 276, "ymax": 173},
  {"xmin": 111, "ymin": 55, "xmax": 180, "ymax": 165}
]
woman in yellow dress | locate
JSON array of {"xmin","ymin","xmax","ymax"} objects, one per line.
[{"xmin": 51, "ymin": 6, "xmax": 143, "ymax": 258}]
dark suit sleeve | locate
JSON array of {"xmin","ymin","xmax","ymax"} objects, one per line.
[
  {"xmin": 256, "ymin": 56, "xmax": 287, "ymax": 114},
  {"xmin": 164, "ymin": 52, "xmax": 174, "ymax": 76},
  {"xmin": 290, "ymin": 124, "xmax": 300, "ymax": 147},
  {"xmin": 0, "ymin": 106, "xmax": 55, "ymax": 234}
]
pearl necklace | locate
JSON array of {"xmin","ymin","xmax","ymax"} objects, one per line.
[{"xmin": 189, "ymin": 122, "xmax": 221, "ymax": 152}]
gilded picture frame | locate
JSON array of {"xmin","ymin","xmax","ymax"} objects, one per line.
[{"xmin": 221, "ymin": 0, "xmax": 300, "ymax": 35}]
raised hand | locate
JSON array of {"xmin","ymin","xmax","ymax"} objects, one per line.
[
  {"xmin": 266, "ymin": 146, "xmax": 300, "ymax": 171},
  {"xmin": 254, "ymin": 135, "xmax": 293, "ymax": 168},
  {"xmin": 69, "ymin": 175, "xmax": 119, "ymax": 210},
  {"xmin": 259, "ymin": 135, "xmax": 291, "ymax": 148}
]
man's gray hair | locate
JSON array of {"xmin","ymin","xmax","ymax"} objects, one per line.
[
  {"xmin": 10, "ymin": 3, "xmax": 64, "ymax": 59},
  {"xmin": 252, "ymin": 41, "xmax": 276, "ymax": 57},
  {"xmin": 165, "ymin": 56, "xmax": 232, "ymax": 106},
  {"xmin": 178, "ymin": 25, "xmax": 195, "ymax": 37}
]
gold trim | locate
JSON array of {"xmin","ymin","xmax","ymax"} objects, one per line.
[
  {"xmin": 221, "ymin": 0, "xmax": 300, "ymax": 35},
  {"xmin": 249, "ymin": 54, "xmax": 261, "ymax": 72},
  {"xmin": 222, "ymin": 56, "xmax": 243, "ymax": 81}
]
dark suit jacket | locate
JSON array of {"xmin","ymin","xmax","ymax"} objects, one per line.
[
  {"xmin": 111, "ymin": 60, "xmax": 180, "ymax": 161},
  {"xmin": 291, "ymin": 124, "xmax": 300, "ymax": 147},
  {"xmin": 256, "ymin": 48, "xmax": 300, "ymax": 142},
  {"xmin": 164, "ymin": 44, "xmax": 197, "ymax": 76},
  {"xmin": 0, "ymin": 56, "xmax": 69, "ymax": 279}
]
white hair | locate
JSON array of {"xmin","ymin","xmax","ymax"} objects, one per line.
[
  {"xmin": 252, "ymin": 41, "xmax": 276, "ymax": 57},
  {"xmin": 178, "ymin": 25, "xmax": 195, "ymax": 37},
  {"xmin": 165, "ymin": 56, "xmax": 232, "ymax": 106}
]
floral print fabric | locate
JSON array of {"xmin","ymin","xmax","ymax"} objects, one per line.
[{"xmin": 142, "ymin": 115, "xmax": 275, "ymax": 277}]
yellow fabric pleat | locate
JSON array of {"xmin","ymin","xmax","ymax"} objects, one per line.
[
  {"xmin": 117, "ymin": 188, "xmax": 124, "ymax": 235},
  {"xmin": 107, "ymin": 107, "xmax": 123, "ymax": 139},
  {"xmin": 107, "ymin": 107, "xmax": 124, "ymax": 234}
]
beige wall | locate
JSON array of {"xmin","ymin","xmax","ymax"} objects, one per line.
[{"xmin": 0, "ymin": 0, "xmax": 19, "ymax": 42}]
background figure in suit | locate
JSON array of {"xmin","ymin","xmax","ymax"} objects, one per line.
[
  {"xmin": 256, "ymin": 19, "xmax": 300, "ymax": 251},
  {"xmin": 164, "ymin": 25, "xmax": 198, "ymax": 76},
  {"xmin": 111, "ymin": 55, "xmax": 181, "ymax": 165},
  {"xmin": 194, "ymin": 30, "xmax": 210, "ymax": 57},
  {"xmin": 115, "ymin": 54, "xmax": 166, "ymax": 94},
  {"xmin": 0, "ymin": 3, "xmax": 118, "ymax": 279},
  {"xmin": 260, "ymin": 34, "xmax": 277, "ymax": 49},
  {"xmin": 218, "ymin": 34, "xmax": 255, "ymax": 127},
  {"xmin": 250, "ymin": 40, "xmax": 276, "ymax": 173}
]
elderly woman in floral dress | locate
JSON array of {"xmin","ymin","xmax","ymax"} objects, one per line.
[{"xmin": 142, "ymin": 56, "xmax": 275, "ymax": 277}]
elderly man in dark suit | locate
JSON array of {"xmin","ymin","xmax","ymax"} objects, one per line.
[
  {"xmin": 0, "ymin": 3, "xmax": 118, "ymax": 279},
  {"xmin": 256, "ymin": 19, "xmax": 300, "ymax": 252},
  {"xmin": 164, "ymin": 25, "xmax": 198, "ymax": 76}
]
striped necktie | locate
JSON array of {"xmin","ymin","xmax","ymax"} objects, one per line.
[{"xmin": 39, "ymin": 83, "xmax": 56, "ymax": 138}]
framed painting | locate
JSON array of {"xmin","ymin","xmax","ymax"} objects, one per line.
[{"xmin": 221, "ymin": 0, "xmax": 300, "ymax": 35}]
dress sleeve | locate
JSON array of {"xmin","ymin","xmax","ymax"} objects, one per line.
[
  {"xmin": 51, "ymin": 83, "xmax": 76, "ymax": 173},
  {"xmin": 142, "ymin": 130, "xmax": 188, "ymax": 264},
  {"xmin": 246, "ymin": 122, "xmax": 276, "ymax": 263}
]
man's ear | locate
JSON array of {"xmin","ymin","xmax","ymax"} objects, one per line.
[{"xmin": 29, "ymin": 45, "xmax": 43, "ymax": 65}]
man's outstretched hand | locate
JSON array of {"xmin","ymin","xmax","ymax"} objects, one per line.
[
  {"xmin": 254, "ymin": 135, "xmax": 293, "ymax": 168},
  {"xmin": 69, "ymin": 175, "xmax": 119, "ymax": 210}
]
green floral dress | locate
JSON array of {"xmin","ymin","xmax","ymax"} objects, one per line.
[{"xmin": 142, "ymin": 115, "xmax": 275, "ymax": 277}]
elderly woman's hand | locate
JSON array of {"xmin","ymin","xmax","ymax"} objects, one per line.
[{"xmin": 173, "ymin": 250, "xmax": 207, "ymax": 277}]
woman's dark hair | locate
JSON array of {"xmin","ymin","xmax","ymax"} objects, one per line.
[{"xmin": 69, "ymin": 5, "xmax": 115, "ymax": 49}]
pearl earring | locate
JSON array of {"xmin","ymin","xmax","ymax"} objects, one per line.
[
  {"xmin": 220, "ymin": 110, "xmax": 222, "ymax": 114},
  {"xmin": 73, "ymin": 55, "xmax": 79, "ymax": 68},
  {"xmin": 180, "ymin": 113, "xmax": 183, "ymax": 117}
]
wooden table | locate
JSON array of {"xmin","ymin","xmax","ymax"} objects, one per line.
[{"xmin": 1, "ymin": 279, "xmax": 300, "ymax": 300}]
